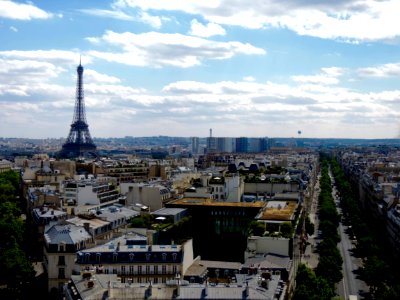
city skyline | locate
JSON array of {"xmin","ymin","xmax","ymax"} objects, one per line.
[{"xmin": 1, "ymin": 1, "xmax": 400, "ymax": 139}]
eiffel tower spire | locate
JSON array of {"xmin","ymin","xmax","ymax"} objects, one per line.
[{"xmin": 59, "ymin": 61, "xmax": 97, "ymax": 159}]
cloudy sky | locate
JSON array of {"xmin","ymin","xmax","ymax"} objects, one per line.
[{"xmin": 1, "ymin": 0, "xmax": 400, "ymax": 139}]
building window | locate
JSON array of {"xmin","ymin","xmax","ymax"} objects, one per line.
[
  {"xmin": 172, "ymin": 265, "xmax": 177, "ymax": 274},
  {"xmin": 113, "ymin": 253, "xmax": 118, "ymax": 263},
  {"xmin": 162, "ymin": 253, "xmax": 167, "ymax": 261},
  {"xmin": 172, "ymin": 253, "xmax": 177, "ymax": 261},
  {"xmin": 129, "ymin": 253, "xmax": 135, "ymax": 262},
  {"xmin": 146, "ymin": 253, "xmax": 151, "ymax": 261},
  {"xmin": 85, "ymin": 253, "xmax": 90, "ymax": 263},
  {"xmin": 138, "ymin": 266, "xmax": 142, "ymax": 275},
  {"xmin": 58, "ymin": 268, "xmax": 65, "ymax": 279},
  {"xmin": 146, "ymin": 265, "xmax": 151, "ymax": 274},
  {"xmin": 121, "ymin": 266, "xmax": 126, "ymax": 275},
  {"xmin": 113, "ymin": 268, "xmax": 117, "ymax": 274},
  {"xmin": 59, "ymin": 243, "xmax": 65, "ymax": 252},
  {"xmin": 162, "ymin": 265, "xmax": 166, "ymax": 274},
  {"xmin": 58, "ymin": 255, "xmax": 65, "ymax": 266},
  {"xmin": 129, "ymin": 266, "xmax": 134, "ymax": 275},
  {"xmin": 96, "ymin": 253, "xmax": 101, "ymax": 263}
]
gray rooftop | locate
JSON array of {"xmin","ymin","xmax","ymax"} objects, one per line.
[
  {"xmin": 44, "ymin": 223, "xmax": 91, "ymax": 245},
  {"xmin": 243, "ymin": 254, "xmax": 291, "ymax": 271},
  {"xmin": 68, "ymin": 273, "xmax": 282, "ymax": 300},
  {"xmin": 151, "ymin": 207, "xmax": 187, "ymax": 216}
]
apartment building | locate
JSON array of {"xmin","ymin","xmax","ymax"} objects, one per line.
[
  {"xmin": 120, "ymin": 182, "xmax": 172, "ymax": 212},
  {"xmin": 74, "ymin": 236, "xmax": 195, "ymax": 285},
  {"xmin": 43, "ymin": 223, "xmax": 93, "ymax": 293}
]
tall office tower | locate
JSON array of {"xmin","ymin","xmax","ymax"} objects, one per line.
[
  {"xmin": 191, "ymin": 137, "xmax": 200, "ymax": 154},
  {"xmin": 206, "ymin": 128, "xmax": 217, "ymax": 153},
  {"xmin": 59, "ymin": 62, "xmax": 97, "ymax": 159}
]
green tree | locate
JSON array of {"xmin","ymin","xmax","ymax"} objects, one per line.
[
  {"xmin": 359, "ymin": 255, "xmax": 389, "ymax": 296},
  {"xmin": 0, "ymin": 201, "xmax": 24, "ymax": 247},
  {"xmin": 0, "ymin": 170, "xmax": 20, "ymax": 193},
  {"xmin": 280, "ymin": 221, "xmax": 294, "ymax": 238},
  {"xmin": 293, "ymin": 263, "xmax": 335, "ymax": 300},
  {"xmin": 248, "ymin": 220, "xmax": 265, "ymax": 236},
  {"xmin": 0, "ymin": 181, "xmax": 15, "ymax": 198},
  {"xmin": 130, "ymin": 217, "xmax": 146, "ymax": 228},
  {"xmin": 0, "ymin": 242, "xmax": 35, "ymax": 299}
]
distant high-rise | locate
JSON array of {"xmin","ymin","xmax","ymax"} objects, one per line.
[
  {"xmin": 191, "ymin": 137, "xmax": 200, "ymax": 154},
  {"xmin": 59, "ymin": 61, "xmax": 97, "ymax": 159},
  {"xmin": 236, "ymin": 137, "xmax": 248, "ymax": 153}
]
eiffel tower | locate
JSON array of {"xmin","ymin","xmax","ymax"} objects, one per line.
[{"xmin": 59, "ymin": 61, "xmax": 97, "ymax": 159}]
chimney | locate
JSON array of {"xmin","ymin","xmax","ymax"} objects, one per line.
[
  {"xmin": 108, "ymin": 281, "xmax": 113, "ymax": 298},
  {"xmin": 244, "ymin": 281, "xmax": 249, "ymax": 298},
  {"xmin": 84, "ymin": 222, "xmax": 90, "ymax": 234},
  {"xmin": 176, "ymin": 274, "xmax": 181, "ymax": 297},
  {"xmin": 203, "ymin": 279, "xmax": 208, "ymax": 297}
]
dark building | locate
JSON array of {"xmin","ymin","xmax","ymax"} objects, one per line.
[
  {"xmin": 59, "ymin": 62, "xmax": 97, "ymax": 159},
  {"xmin": 236, "ymin": 137, "xmax": 249, "ymax": 153},
  {"xmin": 165, "ymin": 198, "xmax": 265, "ymax": 262}
]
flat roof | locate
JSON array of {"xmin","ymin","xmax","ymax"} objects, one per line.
[
  {"xmin": 67, "ymin": 216, "xmax": 109, "ymax": 229},
  {"xmin": 199, "ymin": 260, "xmax": 242, "ymax": 270},
  {"xmin": 169, "ymin": 198, "xmax": 265, "ymax": 208},
  {"xmin": 151, "ymin": 207, "xmax": 187, "ymax": 216},
  {"xmin": 82, "ymin": 235, "xmax": 181, "ymax": 253},
  {"xmin": 256, "ymin": 201, "xmax": 298, "ymax": 221}
]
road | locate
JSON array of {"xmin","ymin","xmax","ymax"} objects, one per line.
[
  {"xmin": 331, "ymin": 175, "xmax": 369, "ymax": 300},
  {"xmin": 301, "ymin": 168, "xmax": 369, "ymax": 299}
]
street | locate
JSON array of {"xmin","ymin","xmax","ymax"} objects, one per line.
[{"xmin": 301, "ymin": 170, "xmax": 369, "ymax": 299}]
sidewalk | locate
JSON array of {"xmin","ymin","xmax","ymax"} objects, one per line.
[{"xmin": 301, "ymin": 175, "xmax": 320, "ymax": 269}]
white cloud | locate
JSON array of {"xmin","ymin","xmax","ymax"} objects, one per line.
[
  {"xmin": 243, "ymin": 76, "xmax": 256, "ymax": 82},
  {"xmin": 189, "ymin": 19, "xmax": 226, "ymax": 37},
  {"xmin": 357, "ymin": 63, "xmax": 400, "ymax": 78},
  {"xmin": 87, "ymin": 30, "xmax": 266, "ymax": 68},
  {"xmin": 0, "ymin": 58, "xmax": 63, "ymax": 80},
  {"xmin": 291, "ymin": 74, "xmax": 339, "ymax": 85},
  {"xmin": 0, "ymin": 50, "xmax": 91, "ymax": 65},
  {"xmin": 79, "ymin": 6, "xmax": 169, "ymax": 28},
  {"xmin": 115, "ymin": 0, "xmax": 400, "ymax": 42},
  {"xmin": 291, "ymin": 67, "xmax": 345, "ymax": 85},
  {"xmin": 84, "ymin": 69, "xmax": 121, "ymax": 84},
  {"xmin": 138, "ymin": 11, "xmax": 162, "ymax": 28},
  {"xmin": 2, "ymin": 48, "xmax": 400, "ymax": 138},
  {"xmin": 321, "ymin": 67, "xmax": 345, "ymax": 77},
  {"xmin": 78, "ymin": 8, "xmax": 135, "ymax": 21},
  {"xmin": 0, "ymin": 0, "xmax": 53, "ymax": 20},
  {"xmin": 9, "ymin": 26, "xmax": 17, "ymax": 32}
]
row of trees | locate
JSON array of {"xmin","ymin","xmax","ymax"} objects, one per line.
[
  {"xmin": 0, "ymin": 171, "xmax": 35, "ymax": 300},
  {"xmin": 331, "ymin": 158, "xmax": 400, "ymax": 299},
  {"xmin": 293, "ymin": 158, "xmax": 342, "ymax": 300}
]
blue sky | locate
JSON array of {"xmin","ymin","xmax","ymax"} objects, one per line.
[{"xmin": 1, "ymin": 0, "xmax": 400, "ymax": 139}]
